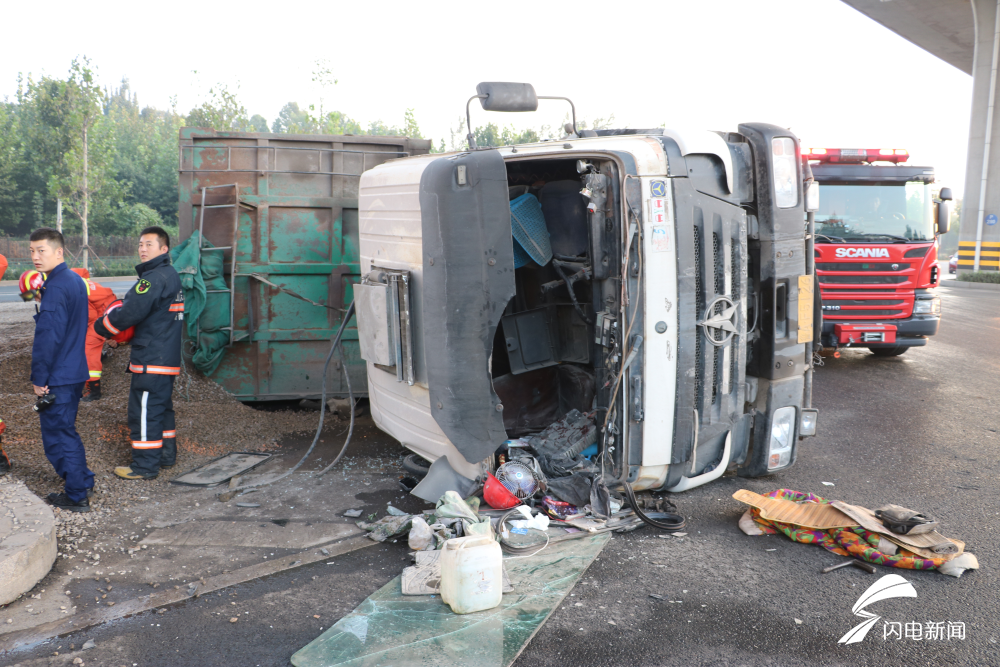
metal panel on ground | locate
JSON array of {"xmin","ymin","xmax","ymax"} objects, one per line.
[{"xmin": 178, "ymin": 128, "xmax": 431, "ymax": 401}]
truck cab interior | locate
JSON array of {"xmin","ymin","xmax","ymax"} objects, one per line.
[{"xmin": 488, "ymin": 156, "xmax": 624, "ymax": 457}]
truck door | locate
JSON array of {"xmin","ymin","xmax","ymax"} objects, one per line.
[{"xmin": 418, "ymin": 150, "xmax": 516, "ymax": 467}]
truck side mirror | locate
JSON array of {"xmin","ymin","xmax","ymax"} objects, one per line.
[
  {"xmin": 939, "ymin": 187, "xmax": 953, "ymax": 201},
  {"xmin": 936, "ymin": 199, "xmax": 951, "ymax": 236},
  {"xmin": 475, "ymin": 82, "xmax": 538, "ymax": 112}
]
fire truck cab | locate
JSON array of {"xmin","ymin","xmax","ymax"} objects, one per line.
[{"xmin": 805, "ymin": 148, "xmax": 952, "ymax": 356}]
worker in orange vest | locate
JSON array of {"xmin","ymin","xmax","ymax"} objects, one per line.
[
  {"xmin": 0, "ymin": 251, "xmax": 8, "ymax": 474},
  {"xmin": 70, "ymin": 268, "xmax": 119, "ymax": 401}
]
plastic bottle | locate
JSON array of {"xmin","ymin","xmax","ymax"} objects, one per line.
[{"xmin": 438, "ymin": 534, "xmax": 503, "ymax": 614}]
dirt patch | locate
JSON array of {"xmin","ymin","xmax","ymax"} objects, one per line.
[{"xmin": 0, "ymin": 321, "xmax": 316, "ymax": 525}]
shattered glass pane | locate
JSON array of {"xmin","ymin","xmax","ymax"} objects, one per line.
[{"xmin": 291, "ymin": 533, "xmax": 610, "ymax": 667}]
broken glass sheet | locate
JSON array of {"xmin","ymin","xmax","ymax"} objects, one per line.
[
  {"xmin": 291, "ymin": 532, "xmax": 610, "ymax": 667},
  {"xmin": 170, "ymin": 452, "xmax": 273, "ymax": 486}
]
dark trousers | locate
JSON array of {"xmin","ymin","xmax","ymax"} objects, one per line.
[
  {"xmin": 39, "ymin": 382, "xmax": 94, "ymax": 502},
  {"xmin": 127, "ymin": 373, "xmax": 176, "ymax": 476}
]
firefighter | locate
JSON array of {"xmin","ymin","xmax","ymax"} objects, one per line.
[
  {"xmin": 70, "ymin": 268, "xmax": 119, "ymax": 401},
  {"xmin": 29, "ymin": 228, "xmax": 93, "ymax": 511},
  {"xmin": 0, "ymin": 251, "xmax": 8, "ymax": 475},
  {"xmin": 94, "ymin": 226, "xmax": 183, "ymax": 480}
]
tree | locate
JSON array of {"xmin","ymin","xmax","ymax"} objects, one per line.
[
  {"xmin": 186, "ymin": 83, "xmax": 250, "ymax": 132},
  {"xmin": 22, "ymin": 58, "xmax": 122, "ymax": 268},
  {"xmin": 105, "ymin": 80, "xmax": 183, "ymax": 227}
]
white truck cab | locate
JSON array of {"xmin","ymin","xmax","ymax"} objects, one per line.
[{"xmin": 354, "ymin": 83, "xmax": 818, "ymax": 501}]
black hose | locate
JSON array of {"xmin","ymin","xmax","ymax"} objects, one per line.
[
  {"xmin": 622, "ymin": 481, "xmax": 687, "ymax": 532},
  {"xmin": 218, "ymin": 301, "xmax": 356, "ymax": 496},
  {"xmin": 318, "ymin": 339, "xmax": 354, "ymax": 476}
]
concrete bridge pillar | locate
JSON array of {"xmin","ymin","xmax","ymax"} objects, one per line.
[{"xmin": 962, "ymin": 0, "xmax": 1000, "ymax": 272}]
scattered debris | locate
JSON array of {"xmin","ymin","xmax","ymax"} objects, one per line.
[
  {"xmin": 735, "ymin": 489, "xmax": 980, "ymax": 578},
  {"xmin": 649, "ymin": 594, "xmax": 665, "ymax": 600},
  {"xmin": 343, "ymin": 509, "xmax": 363, "ymax": 518},
  {"xmin": 794, "ymin": 618, "xmax": 803, "ymax": 625},
  {"xmin": 821, "ymin": 482, "xmax": 835, "ymax": 487},
  {"xmin": 82, "ymin": 639, "xmax": 96, "ymax": 650},
  {"xmin": 236, "ymin": 503, "xmax": 260, "ymax": 508}
]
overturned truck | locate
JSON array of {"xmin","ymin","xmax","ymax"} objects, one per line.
[{"xmin": 354, "ymin": 83, "xmax": 819, "ymax": 497}]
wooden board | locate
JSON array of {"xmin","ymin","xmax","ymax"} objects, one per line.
[{"xmin": 732, "ymin": 490, "xmax": 858, "ymax": 529}]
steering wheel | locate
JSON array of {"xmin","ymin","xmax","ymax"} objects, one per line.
[{"xmin": 892, "ymin": 212, "xmax": 906, "ymax": 221}]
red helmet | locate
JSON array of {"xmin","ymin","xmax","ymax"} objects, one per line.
[
  {"xmin": 102, "ymin": 301, "xmax": 135, "ymax": 343},
  {"xmin": 18, "ymin": 270, "xmax": 45, "ymax": 301},
  {"xmin": 483, "ymin": 471, "xmax": 521, "ymax": 510}
]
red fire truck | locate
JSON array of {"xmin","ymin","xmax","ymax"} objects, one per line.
[{"xmin": 804, "ymin": 148, "xmax": 952, "ymax": 356}]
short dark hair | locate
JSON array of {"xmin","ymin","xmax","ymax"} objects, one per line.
[
  {"xmin": 29, "ymin": 227, "xmax": 64, "ymax": 248},
  {"xmin": 140, "ymin": 226, "xmax": 170, "ymax": 249}
]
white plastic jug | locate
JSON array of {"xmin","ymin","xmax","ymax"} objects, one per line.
[{"xmin": 438, "ymin": 534, "xmax": 503, "ymax": 614}]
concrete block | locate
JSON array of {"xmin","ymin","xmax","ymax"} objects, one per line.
[{"xmin": 0, "ymin": 481, "xmax": 57, "ymax": 605}]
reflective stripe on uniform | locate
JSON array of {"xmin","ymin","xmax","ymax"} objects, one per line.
[
  {"xmin": 141, "ymin": 391, "xmax": 148, "ymax": 441},
  {"xmin": 102, "ymin": 315, "xmax": 120, "ymax": 335},
  {"xmin": 132, "ymin": 440, "xmax": 163, "ymax": 449},
  {"xmin": 129, "ymin": 364, "xmax": 181, "ymax": 375},
  {"xmin": 89, "ymin": 370, "xmax": 102, "ymax": 378},
  {"xmin": 163, "ymin": 430, "xmax": 176, "ymax": 438},
  {"xmin": 169, "ymin": 303, "xmax": 184, "ymax": 312},
  {"xmin": 146, "ymin": 365, "xmax": 180, "ymax": 375}
]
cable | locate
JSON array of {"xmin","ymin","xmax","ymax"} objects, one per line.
[
  {"xmin": 622, "ymin": 481, "xmax": 687, "ymax": 532},
  {"xmin": 318, "ymin": 340, "xmax": 355, "ymax": 476},
  {"xmin": 217, "ymin": 301, "xmax": 356, "ymax": 497},
  {"xmin": 497, "ymin": 507, "xmax": 551, "ymax": 558}
]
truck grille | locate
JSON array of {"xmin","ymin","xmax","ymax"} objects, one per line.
[
  {"xmin": 673, "ymin": 184, "xmax": 748, "ymax": 468},
  {"xmin": 821, "ymin": 275, "xmax": 907, "ymax": 285},
  {"xmin": 816, "ymin": 262, "xmax": 910, "ymax": 272},
  {"xmin": 691, "ymin": 214, "xmax": 745, "ymax": 425}
]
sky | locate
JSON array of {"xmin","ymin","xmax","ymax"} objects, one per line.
[{"xmin": 0, "ymin": 0, "xmax": 974, "ymax": 195}]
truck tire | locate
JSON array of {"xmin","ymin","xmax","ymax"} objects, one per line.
[
  {"xmin": 869, "ymin": 346, "xmax": 907, "ymax": 357},
  {"xmin": 402, "ymin": 453, "xmax": 432, "ymax": 479}
]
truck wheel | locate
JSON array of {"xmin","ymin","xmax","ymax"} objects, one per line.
[
  {"xmin": 402, "ymin": 453, "xmax": 432, "ymax": 479},
  {"xmin": 869, "ymin": 346, "xmax": 907, "ymax": 357}
]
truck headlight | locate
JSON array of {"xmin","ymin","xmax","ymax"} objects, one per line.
[
  {"xmin": 767, "ymin": 406, "xmax": 795, "ymax": 470},
  {"xmin": 767, "ymin": 406, "xmax": 796, "ymax": 470},
  {"xmin": 913, "ymin": 296, "xmax": 941, "ymax": 315},
  {"xmin": 771, "ymin": 137, "xmax": 798, "ymax": 209},
  {"xmin": 799, "ymin": 408, "xmax": 818, "ymax": 437}
]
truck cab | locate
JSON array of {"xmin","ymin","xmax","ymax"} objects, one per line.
[
  {"xmin": 805, "ymin": 148, "xmax": 952, "ymax": 356},
  {"xmin": 354, "ymin": 83, "xmax": 818, "ymax": 498}
]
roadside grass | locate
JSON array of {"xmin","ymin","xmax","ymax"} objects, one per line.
[
  {"xmin": 957, "ymin": 271, "xmax": 1000, "ymax": 284},
  {"xmin": 4, "ymin": 257, "xmax": 138, "ymax": 279}
]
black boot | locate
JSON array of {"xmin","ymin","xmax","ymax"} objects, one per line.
[
  {"xmin": 0, "ymin": 446, "xmax": 10, "ymax": 476},
  {"xmin": 47, "ymin": 492, "xmax": 91, "ymax": 512},
  {"xmin": 82, "ymin": 380, "xmax": 102, "ymax": 402}
]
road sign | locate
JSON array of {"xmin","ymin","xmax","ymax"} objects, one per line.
[{"xmin": 987, "ymin": 214, "xmax": 997, "ymax": 226}]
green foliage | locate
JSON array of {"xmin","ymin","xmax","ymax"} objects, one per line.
[
  {"xmin": 0, "ymin": 57, "xmax": 433, "ymax": 239},
  {"xmin": 957, "ymin": 270, "xmax": 1000, "ymax": 284},
  {"xmin": 186, "ymin": 84, "xmax": 250, "ymax": 132},
  {"xmin": 105, "ymin": 201, "xmax": 164, "ymax": 236}
]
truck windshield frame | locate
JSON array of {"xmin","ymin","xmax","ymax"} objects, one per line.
[{"xmin": 814, "ymin": 181, "xmax": 934, "ymax": 242}]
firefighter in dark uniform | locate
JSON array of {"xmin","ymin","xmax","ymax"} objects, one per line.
[
  {"xmin": 94, "ymin": 226, "xmax": 183, "ymax": 480},
  {"xmin": 29, "ymin": 228, "xmax": 93, "ymax": 511}
]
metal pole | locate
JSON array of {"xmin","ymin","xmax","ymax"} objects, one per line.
[
  {"xmin": 805, "ymin": 209, "xmax": 815, "ymax": 409},
  {"xmin": 975, "ymin": 0, "xmax": 1000, "ymax": 271}
]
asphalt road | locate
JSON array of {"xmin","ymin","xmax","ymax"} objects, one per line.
[{"xmin": 7, "ymin": 281, "xmax": 998, "ymax": 667}]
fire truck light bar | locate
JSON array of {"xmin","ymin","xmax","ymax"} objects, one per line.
[{"xmin": 802, "ymin": 148, "xmax": 909, "ymax": 164}]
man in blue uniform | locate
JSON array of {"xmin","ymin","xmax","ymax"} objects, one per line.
[
  {"xmin": 95, "ymin": 226, "xmax": 183, "ymax": 480},
  {"xmin": 29, "ymin": 228, "xmax": 93, "ymax": 511}
]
